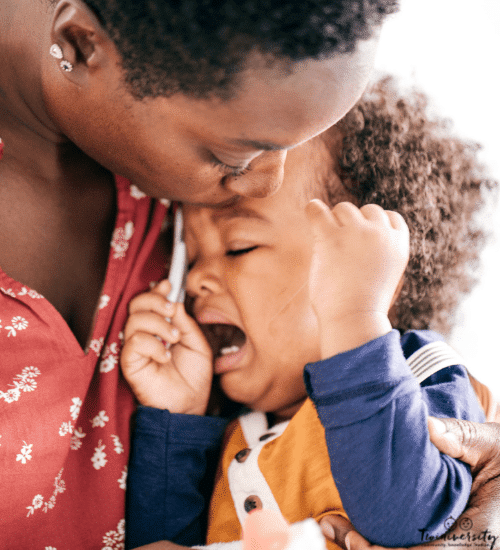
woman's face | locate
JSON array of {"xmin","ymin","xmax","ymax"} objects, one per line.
[{"xmin": 43, "ymin": 36, "xmax": 378, "ymax": 205}]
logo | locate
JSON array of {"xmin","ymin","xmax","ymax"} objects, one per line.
[
  {"xmin": 460, "ymin": 518, "xmax": 474, "ymax": 531},
  {"xmin": 444, "ymin": 517, "xmax": 457, "ymax": 530},
  {"xmin": 418, "ymin": 517, "xmax": 498, "ymax": 549}
]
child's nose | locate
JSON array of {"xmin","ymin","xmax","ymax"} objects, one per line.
[{"xmin": 185, "ymin": 260, "xmax": 223, "ymax": 298}]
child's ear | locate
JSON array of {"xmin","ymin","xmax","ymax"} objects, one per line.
[{"xmin": 388, "ymin": 274, "xmax": 405, "ymax": 326}]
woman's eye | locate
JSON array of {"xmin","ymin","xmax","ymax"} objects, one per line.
[
  {"xmin": 211, "ymin": 156, "xmax": 250, "ymax": 177},
  {"xmin": 226, "ymin": 246, "xmax": 258, "ymax": 257}
]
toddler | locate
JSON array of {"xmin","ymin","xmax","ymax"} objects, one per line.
[{"xmin": 121, "ymin": 78, "xmax": 496, "ymax": 549}]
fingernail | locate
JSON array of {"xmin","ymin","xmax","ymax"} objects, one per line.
[
  {"xmin": 345, "ymin": 532, "xmax": 352, "ymax": 550},
  {"xmin": 429, "ymin": 417, "xmax": 447, "ymax": 434},
  {"xmin": 320, "ymin": 520, "xmax": 335, "ymax": 541},
  {"xmin": 164, "ymin": 349, "xmax": 171, "ymax": 360},
  {"xmin": 171, "ymin": 328, "xmax": 179, "ymax": 338}
]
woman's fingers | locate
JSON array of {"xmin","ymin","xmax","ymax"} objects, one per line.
[
  {"xmin": 428, "ymin": 417, "xmax": 500, "ymax": 473},
  {"xmin": 320, "ymin": 515, "xmax": 355, "ymax": 550}
]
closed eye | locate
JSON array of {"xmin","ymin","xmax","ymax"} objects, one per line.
[
  {"xmin": 226, "ymin": 246, "xmax": 259, "ymax": 257},
  {"xmin": 211, "ymin": 155, "xmax": 251, "ymax": 178}
]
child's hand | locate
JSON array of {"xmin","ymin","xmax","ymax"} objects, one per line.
[
  {"xmin": 306, "ymin": 200, "xmax": 409, "ymax": 359},
  {"xmin": 121, "ymin": 279, "xmax": 213, "ymax": 415}
]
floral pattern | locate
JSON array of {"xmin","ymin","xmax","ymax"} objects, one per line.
[
  {"xmin": 99, "ymin": 343, "xmax": 120, "ymax": 374},
  {"xmin": 118, "ymin": 467, "xmax": 127, "ymax": 491},
  {"xmin": 91, "ymin": 410, "xmax": 110, "ymax": 428},
  {"xmin": 70, "ymin": 428, "xmax": 86, "ymax": 451},
  {"xmin": 101, "ymin": 519, "xmax": 125, "ymax": 550},
  {"xmin": 17, "ymin": 287, "xmax": 43, "ymax": 299},
  {"xmin": 16, "ymin": 442, "xmax": 33, "ymax": 464},
  {"xmin": 1, "ymin": 287, "xmax": 43, "ymax": 300},
  {"xmin": 110, "ymin": 221, "xmax": 134, "ymax": 260},
  {"xmin": 0, "ymin": 366, "xmax": 41, "ymax": 404},
  {"xmin": 70, "ymin": 397, "xmax": 82, "ymax": 421},
  {"xmin": 88, "ymin": 337, "xmax": 105, "ymax": 355},
  {"xmin": 99, "ymin": 295, "xmax": 111, "ymax": 310},
  {"xmin": 5, "ymin": 316, "xmax": 28, "ymax": 337},
  {"xmin": 129, "ymin": 185, "xmax": 147, "ymax": 200},
  {"xmin": 59, "ymin": 397, "xmax": 83, "ymax": 436},
  {"xmin": 58, "ymin": 422, "xmax": 74, "ymax": 437},
  {"xmin": 1, "ymin": 287, "xmax": 17, "ymax": 298},
  {"xmin": 111, "ymin": 435, "xmax": 124, "ymax": 454},
  {"xmin": 91, "ymin": 441, "xmax": 108, "ymax": 470},
  {"xmin": 0, "ymin": 175, "xmax": 167, "ymax": 545},
  {"xmin": 26, "ymin": 469, "xmax": 66, "ymax": 517}
]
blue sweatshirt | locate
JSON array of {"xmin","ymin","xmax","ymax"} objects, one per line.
[{"xmin": 126, "ymin": 330, "xmax": 484, "ymax": 548}]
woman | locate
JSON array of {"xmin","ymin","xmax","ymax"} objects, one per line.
[{"xmin": 0, "ymin": 1, "xmax": 497, "ymax": 548}]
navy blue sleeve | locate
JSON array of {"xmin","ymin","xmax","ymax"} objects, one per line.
[
  {"xmin": 304, "ymin": 330, "xmax": 485, "ymax": 547},
  {"xmin": 125, "ymin": 406, "xmax": 228, "ymax": 549}
]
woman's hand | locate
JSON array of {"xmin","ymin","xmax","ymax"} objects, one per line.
[
  {"xmin": 320, "ymin": 417, "xmax": 500, "ymax": 550},
  {"xmin": 121, "ymin": 279, "xmax": 213, "ymax": 415}
]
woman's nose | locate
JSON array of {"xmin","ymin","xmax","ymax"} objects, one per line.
[{"xmin": 225, "ymin": 150, "xmax": 287, "ymax": 198}]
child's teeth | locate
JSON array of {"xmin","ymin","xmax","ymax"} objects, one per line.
[{"xmin": 220, "ymin": 345, "xmax": 240, "ymax": 356}]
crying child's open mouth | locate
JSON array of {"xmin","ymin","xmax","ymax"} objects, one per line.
[{"xmin": 200, "ymin": 323, "xmax": 247, "ymax": 360}]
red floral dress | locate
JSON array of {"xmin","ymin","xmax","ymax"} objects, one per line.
[{"xmin": 0, "ymin": 139, "xmax": 169, "ymax": 548}]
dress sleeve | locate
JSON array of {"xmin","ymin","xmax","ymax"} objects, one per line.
[
  {"xmin": 304, "ymin": 329, "xmax": 485, "ymax": 547},
  {"xmin": 125, "ymin": 406, "xmax": 228, "ymax": 549}
]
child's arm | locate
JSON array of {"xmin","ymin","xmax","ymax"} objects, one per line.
[
  {"xmin": 122, "ymin": 280, "xmax": 227, "ymax": 548},
  {"xmin": 305, "ymin": 331, "xmax": 483, "ymax": 546},
  {"xmin": 126, "ymin": 406, "xmax": 228, "ymax": 548},
  {"xmin": 304, "ymin": 201, "xmax": 483, "ymax": 546},
  {"xmin": 305, "ymin": 200, "xmax": 409, "ymax": 358}
]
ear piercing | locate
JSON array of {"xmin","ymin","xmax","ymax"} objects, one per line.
[{"xmin": 49, "ymin": 44, "xmax": 73, "ymax": 72}]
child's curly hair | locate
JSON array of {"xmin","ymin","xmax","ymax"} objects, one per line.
[{"xmin": 322, "ymin": 77, "xmax": 497, "ymax": 336}]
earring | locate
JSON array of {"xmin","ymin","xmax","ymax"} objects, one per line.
[
  {"xmin": 49, "ymin": 44, "xmax": 73, "ymax": 72},
  {"xmin": 60, "ymin": 59, "xmax": 73, "ymax": 72}
]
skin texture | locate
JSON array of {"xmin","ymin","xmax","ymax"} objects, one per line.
[
  {"xmin": 121, "ymin": 140, "xmax": 331, "ymax": 419},
  {"xmin": 4, "ymin": 3, "xmax": 500, "ymax": 548},
  {"xmin": 121, "ymin": 138, "xmax": 409, "ymax": 423},
  {"xmin": 0, "ymin": 0, "xmax": 379, "ymax": 348}
]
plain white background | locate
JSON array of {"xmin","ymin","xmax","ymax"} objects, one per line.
[{"xmin": 373, "ymin": 0, "xmax": 500, "ymax": 397}]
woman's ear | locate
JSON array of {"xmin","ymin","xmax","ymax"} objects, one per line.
[{"xmin": 49, "ymin": 0, "xmax": 112, "ymax": 86}]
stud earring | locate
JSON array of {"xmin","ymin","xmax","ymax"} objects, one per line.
[
  {"xmin": 60, "ymin": 59, "xmax": 73, "ymax": 72},
  {"xmin": 49, "ymin": 44, "xmax": 73, "ymax": 72}
]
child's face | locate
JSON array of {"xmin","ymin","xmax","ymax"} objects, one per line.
[{"xmin": 185, "ymin": 138, "xmax": 341, "ymax": 420}]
